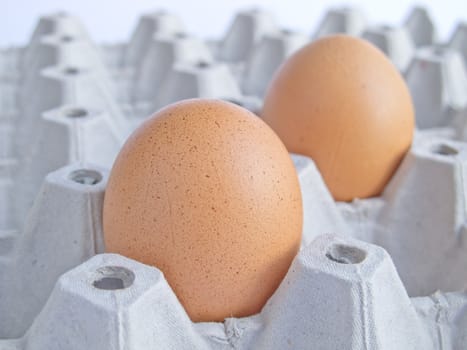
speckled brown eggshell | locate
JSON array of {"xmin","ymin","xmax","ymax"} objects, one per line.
[
  {"xmin": 103, "ymin": 99, "xmax": 303, "ymax": 322},
  {"xmin": 262, "ymin": 34, "xmax": 415, "ymax": 202}
]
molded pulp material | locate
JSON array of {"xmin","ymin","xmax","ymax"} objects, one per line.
[{"xmin": 0, "ymin": 6, "xmax": 466, "ymax": 349}]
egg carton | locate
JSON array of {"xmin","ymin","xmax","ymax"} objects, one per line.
[{"xmin": 1, "ymin": 5, "xmax": 467, "ymax": 349}]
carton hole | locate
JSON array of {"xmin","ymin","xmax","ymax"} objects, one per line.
[
  {"xmin": 224, "ymin": 98, "xmax": 244, "ymax": 107},
  {"xmin": 326, "ymin": 244, "xmax": 366, "ymax": 264},
  {"xmin": 64, "ymin": 108, "xmax": 88, "ymax": 118},
  {"xmin": 64, "ymin": 67, "xmax": 80, "ymax": 75},
  {"xmin": 281, "ymin": 29, "xmax": 293, "ymax": 35},
  {"xmin": 175, "ymin": 32, "xmax": 187, "ymax": 39},
  {"xmin": 432, "ymin": 144, "xmax": 458, "ymax": 156},
  {"xmin": 93, "ymin": 266, "xmax": 135, "ymax": 290},
  {"xmin": 431, "ymin": 46, "xmax": 445, "ymax": 55},
  {"xmin": 69, "ymin": 169, "xmax": 102, "ymax": 185},
  {"xmin": 61, "ymin": 35, "xmax": 74, "ymax": 43},
  {"xmin": 196, "ymin": 61, "xmax": 210, "ymax": 69}
]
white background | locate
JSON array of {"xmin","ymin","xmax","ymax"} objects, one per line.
[{"xmin": 1, "ymin": 0, "xmax": 466, "ymax": 47}]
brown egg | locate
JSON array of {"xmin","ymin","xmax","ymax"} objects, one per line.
[
  {"xmin": 262, "ymin": 35, "xmax": 414, "ymax": 201},
  {"xmin": 103, "ymin": 99, "xmax": 302, "ymax": 322}
]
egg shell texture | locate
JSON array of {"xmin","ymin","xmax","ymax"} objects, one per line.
[
  {"xmin": 103, "ymin": 99, "xmax": 303, "ymax": 322},
  {"xmin": 262, "ymin": 35, "xmax": 415, "ymax": 201}
]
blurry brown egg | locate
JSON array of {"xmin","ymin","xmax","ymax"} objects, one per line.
[
  {"xmin": 103, "ymin": 99, "xmax": 302, "ymax": 322},
  {"xmin": 262, "ymin": 34, "xmax": 414, "ymax": 202}
]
